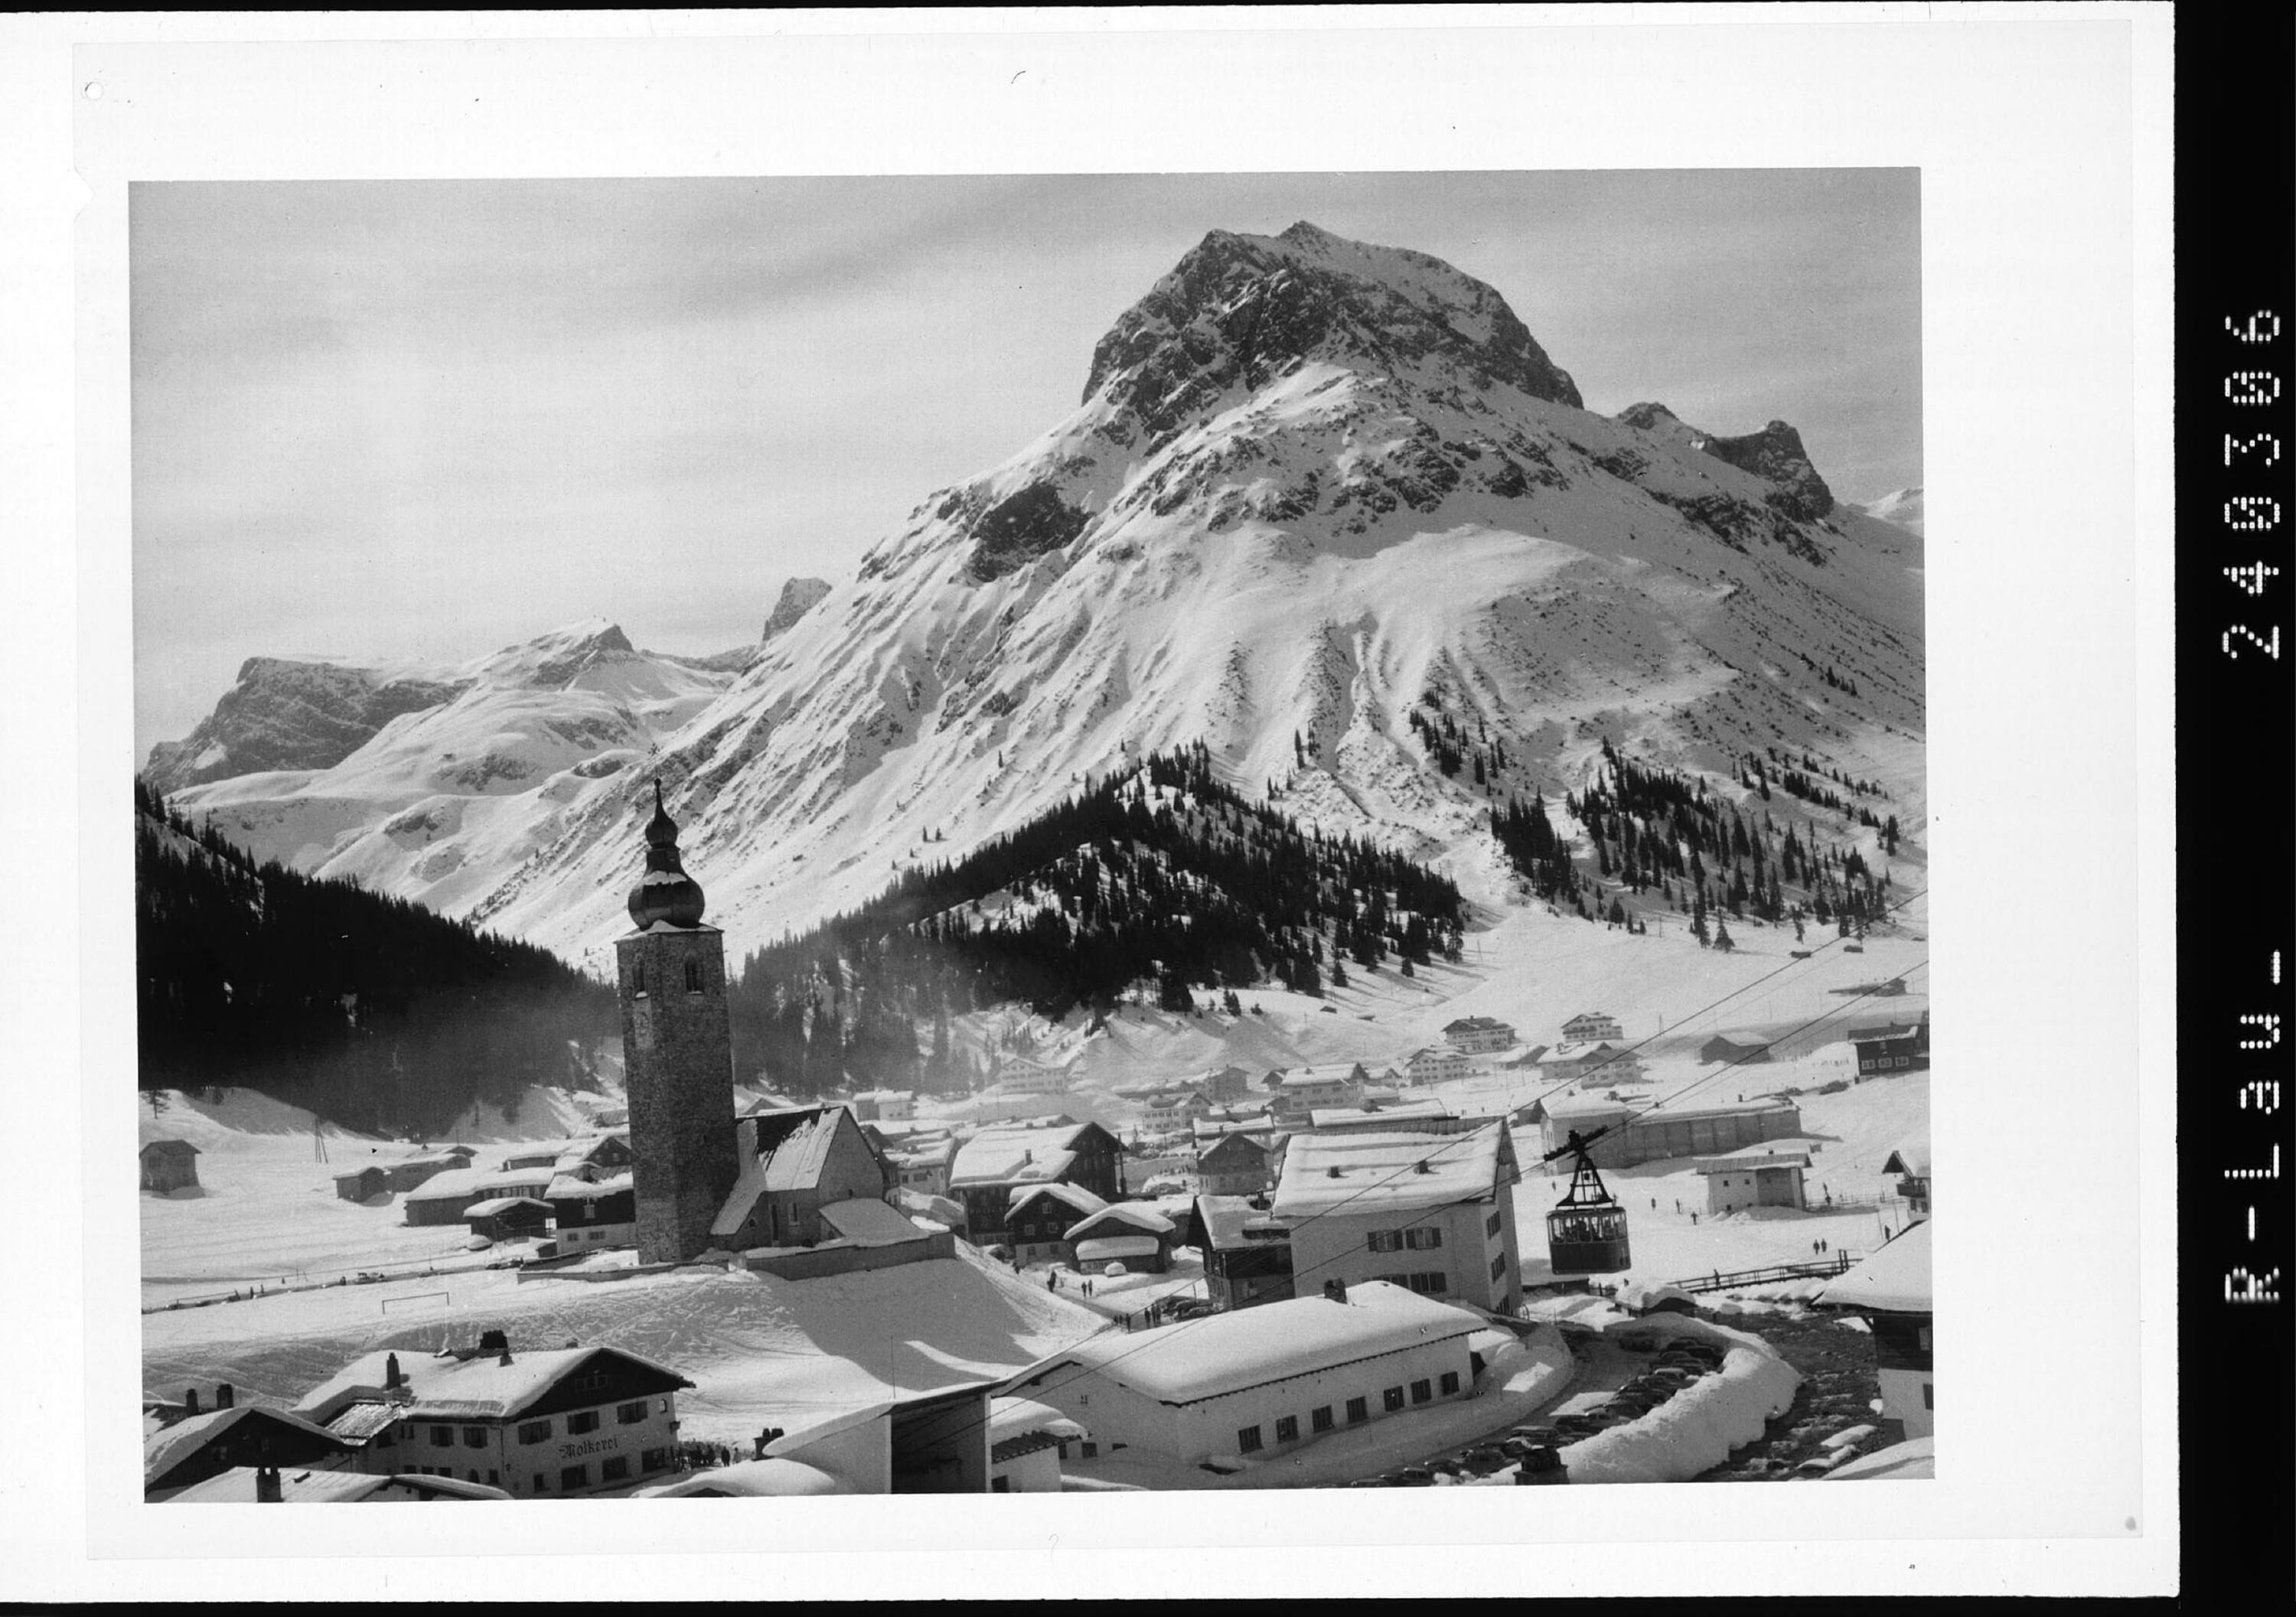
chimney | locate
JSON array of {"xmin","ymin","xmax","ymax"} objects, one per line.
[
  {"xmin": 1323, "ymin": 1278, "xmax": 1347, "ymax": 1302},
  {"xmin": 215, "ymin": 1383, "xmax": 235, "ymax": 1410},
  {"xmin": 1415, "ymin": 1160, "xmax": 1432, "ymax": 1175},
  {"xmin": 478, "ymin": 1328, "xmax": 507, "ymax": 1358},
  {"xmin": 1326, "ymin": 1165, "xmax": 1342, "ymax": 1179},
  {"xmin": 384, "ymin": 1352, "xmax": 403, "ymax": 1390},
  {"xmin": 255, "ymin": 1464, "xmax": 282, "ymax": 1503},
  {"xmin": 184, "ymin": 1387, "xmax": 201, "ymax": 1417}
]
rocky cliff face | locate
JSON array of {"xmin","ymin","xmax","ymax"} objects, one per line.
[
  {"xmin": 1615, "ymin": 403, "xmax": 1835, "ymax": 521},
  {"xmin": 762, "ymin": 577, "xmax": 833, "ymax": 644},
  {"xmin": 143, "ymin": 659, "xmax": 467, "ymax": 794}
]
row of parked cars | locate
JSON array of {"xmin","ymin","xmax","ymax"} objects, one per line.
[{"xmin": 1341, "ymin": 1335, "xmax": 1727, "ymax": 1488}]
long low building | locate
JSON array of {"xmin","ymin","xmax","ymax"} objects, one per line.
[
  {"xmin": 1523, "ymin": 1092, "xmax": 1803, "ymax": 1169},
  {"xmin": 1000, "ymin": 1280, "xmax": 1484, "ymax": 1468}
]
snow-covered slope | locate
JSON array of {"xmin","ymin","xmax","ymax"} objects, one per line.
[
  {"xmin": 165, "ymin": 221, "xmax": 1924, "ymax": 962},
  {"xmin": 164, "ymin": 621, "xmax": 745, "ymax": 917},
  {"xmin": 1851, "ymin": 486, "xmax": 1924, "ymax": 537}
]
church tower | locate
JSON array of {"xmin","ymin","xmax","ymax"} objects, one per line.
[{"xmin": 615, "ymin": 780, "xmax": 739, "ymax": 1264}]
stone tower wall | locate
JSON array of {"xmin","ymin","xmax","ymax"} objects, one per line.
[{"xmin": 616, "ymin": 927, "xmax": 739, "ymax": 1263}]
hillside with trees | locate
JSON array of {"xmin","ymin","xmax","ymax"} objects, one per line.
[
  {"xmin": 135, "ymin": 779, "xmax": 617, "ymax": 1136},
  {"xmin": 1490, "ymin": 737, "xmax": 1899, "ymax": 943},
  {"xmin": 724, "ymin": 745, "xmax": 1466, "ymax": 1097}
]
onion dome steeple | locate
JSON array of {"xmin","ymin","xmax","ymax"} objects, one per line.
[{"xmin": 627, "ymin": 778, "xmax": 707, "ymax": 929}]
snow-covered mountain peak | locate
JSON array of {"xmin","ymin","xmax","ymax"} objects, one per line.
[
  {"xmin": 1614, "ymin": 403, "xmax": 1834, "ymax": 520},
  {"xmin": 1081, "ymin": 221, "xmax": 1582, "ymax": 438}
]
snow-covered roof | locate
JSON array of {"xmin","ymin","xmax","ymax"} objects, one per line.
[
  {"xmin": 1544, "ymin": 1039, "xmax": 1636, "ymax": 1064},
  {"xmin": 333, "ymin": 1165, "xmax": 387, "ymax": 1184},
  {"xmin": 1064, "ymin": 1203, "xmax": 1175, "ymax": 1241},
  {"xmin": 949, "ymin": 1122, "xmax": 1104, "ymax": 1187},
  {"xmin": 989, "ymin": 1397, "xmax": 1087, "ymax": 1444},
  {"xmin": 637, "ymin": 1459, "xmax": 856, "ymax": 1498},
  {"xmin": 1883, "ymin": 1138, "xmax": 1932, "ymax": 1178},
  {"xmin": 1075, "ymin": 1234, "xmax": 1165, "ymax": 1263},
  {"xmin": 1848, "ymin": 1020, "xmax": 1926, "ymax": 1043},
  {"xmin": 1692, "ymin": 1149, "xmax": 1812, "ymax": 1175},
  {"xmin": 463, "ymin": 1196, "xmax": 553, "ymax": 1218},
  {"xmin": 1004, "ymin": 1280, "xmax": 1479, "ymax": 1407},
  {"xmin": 144, "ymin": 1406, "xmax": 344, "ymax": 1490},
  {"xmin": 1827, "ymin": 1436, "xmax": 1936, "ymax": 1481},
  {"xmin": 1192, "ymin": 1195, "xmax": 1293, "ymax": 1250},
  {"xmin": 141, "ymin": 1139, "xmax": 200, "ymax": 1156},
  {"xmin": 1308, "ymin": 1100, "xmax": 1454, "ymax": 1130},
  {"xmin": 293, "ymin": 1345, "xmax": 692, "ymax": 1426},
  {"xmin": 161, "ymin": 1468, "xmax": 514, "ymax": 1503},
  {"xmin": 320, "ymin": 1401, "xmax": 405, "ymax": 1443},
  {"xmin": 403, "ymin": 1165, "xmax": 555, "ymax": 1203},
  {"xmin": 1008, "ymin": 1182, "xmax": 1107, "ymax": 1219},
  {"xmin": 547, "ymin": 1172, "xmax": 633, "ymax": 1201},
  {"xmin": 1817, "ymin": 1219, "xmax": 1932, "ymax": 1313},
  {"xmin": 1443, "ymin": 1016, "xmax": 1511, "ymax": 1032},
  {"xmin": 1533, "ymin": 1091, "xmax": 1795, "ymax": 1126},
  {"xmin": 1271, "ymin": 1122, "xmax": 1508, "ymax": 1218},
  {"xmin": 710, "ymin": 1107, "xmax": 860, "ymax": 1236},
  {"xmin": 817, "ymin": 1197, "xmax": 929, "ymax": 1248},
  {"xmin": 1277, "ymin": 1065, "xmax": 1365, "ymax": 1089}
]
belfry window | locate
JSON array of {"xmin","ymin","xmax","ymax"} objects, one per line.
[
  {"xmin": 632, "ymin": 961, "xmax": 647, "ymax": 997},
  {"xmin": 685, "ymin": 958, "xmax": 703, "ymax": 994}
]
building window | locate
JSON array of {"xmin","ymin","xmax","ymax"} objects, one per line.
[
  {"xmin": 1411, "ymin": 1380, "xmax": 1433, "ymax": 1405},
  {"xmin": 1275, "ymin": 1415, "xmax": 1299, "ymax": 1443},
  {"xmin": 1311, "ymin": 1406, "xmax": 1334, "ymax": 1433},
  {"xmin": 658, "ymin": 1398, "xmax": 672, "ymax": 1414},
  {"xmin": 517, "ymin": 1420, "xmax": 551, "ymax": 1445},
  {"xmin": 532, "ymin": 1474, "xmax": 547, "ymax": 1494},
  {"xmin": 1345, "ymin": 1397, "xmax": 1368, "ymax": 1425},
  {"xmin": 462, "ymin": 1426, "xmax": 487, "ymax": 1448},
  {"xmin": 641, "ymin": 1448, "xmax": 668, "ymax": 1472},
  {"xmin": 1491, "ymin": 1254, "xmax": 1507, "ymax": 1281},
  {"xmin": 1922, "ymin": 1384, "xmax": 1934, "ymax": 1410},
  {"xmin": 685, "ymin": 958, "xmax": 703, "ymax": 994},
  {"xmin": 633, "ymin": 962, "xmax": 647, "ymax": 996},
  {"xmin": 602, "ymin": 1456, "xmax": 630, "ymax": 1483},
  {"xmin": 1383, "ymin": 1387, "xmax": 1405, "ymax": 1413},
  {"xmin": 429, "ymin": 1425, "xmax": 453, "ymax": 1447},
  {"xmin": 1440, "ymin": 1371, "xmax": 1460, "ymax": 1396},
  {"xmin": 561, "ymin": 1464, "xmax": 589, "ymax": 1491},
  {"xmin": 991, "ymin": 1475, "xmax": 1011, "ymax": 1492},
  {"xmin": 1367, "ymin": 1229, "xmax": 1403, "ymax": 1253},
  {"xmin": 1238, "ymin": 1425, "xmax": 1264, "ymax": 1454},
  {"xmin": 566, "ymin": 1410, "xmax": 601, "ymax": 1435},
  {"xmin": 617, "ymin": 1400, "xmax": 648, "ymax": 1425},
  {"xmin": 1486, "ymin": 1210, "xmax": 1502, "ymax": 1238},
  {"xmin": 1405, "ymin": 1226, "xmax": 1443, "ymax": 1250}
]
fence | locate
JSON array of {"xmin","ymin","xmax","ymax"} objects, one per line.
[
  {"xmin": 380, "ymin": 1289, "xmax": 450, "ymax": 1312},
  {"xmin": 1665, "ymin": 1252, "xmax": 1857, "ymax": 1295}
]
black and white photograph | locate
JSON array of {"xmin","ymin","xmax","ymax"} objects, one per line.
[
  {"xmin": 17, "ymin": 8, "xmax": 2173, "ymax": 1602},
  {"xmin": 127, "ymin": 168, "xmax": 1936, "ymax": 1501}
]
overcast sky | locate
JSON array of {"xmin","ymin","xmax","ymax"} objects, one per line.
[{"xmin": 132, "ymin": 170, "xmax": 1920, "ymax": 755}]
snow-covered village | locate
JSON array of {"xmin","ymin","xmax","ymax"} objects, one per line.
[{"xmin": 132, "ymin": 181, "xmax": 1939, "ymax": 1506}]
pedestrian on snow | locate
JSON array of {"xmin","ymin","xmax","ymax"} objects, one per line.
[{"xmin": 1691, "ymin": 1212, "xmax": 1699, "ymax": 1225}]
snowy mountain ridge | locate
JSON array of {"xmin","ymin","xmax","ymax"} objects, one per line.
[{"xmin": 163, "ymin": 221, "xmax": 1925, "ymax": 967}]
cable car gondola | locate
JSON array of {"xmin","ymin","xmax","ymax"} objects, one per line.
[{"xmin": 1542, "ymin": 1126, "xmax": 1632, "ymax": 1276}]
